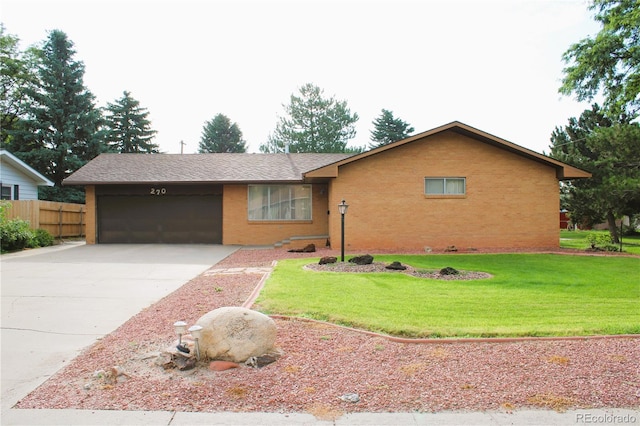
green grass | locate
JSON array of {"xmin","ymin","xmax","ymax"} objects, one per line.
[
  {"xmin": 560, "ymin": 229, "xmax": 640, "ymax": 255},
  {"xmin": 255, "ymin": 254, "xmax": 640, "ymax": 338}
]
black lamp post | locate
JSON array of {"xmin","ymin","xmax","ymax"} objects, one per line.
[{"xmin": 338, "ymin": 199, "xmax": 349, "ymax": 262}]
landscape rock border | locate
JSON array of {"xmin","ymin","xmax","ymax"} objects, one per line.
[{"xmin": 305, "ymin": 261, "xmax": 493, "ymax": 280}]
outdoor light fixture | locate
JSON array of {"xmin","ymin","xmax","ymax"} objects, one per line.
[
  {"xmin": 188, "ymin": 325, "xmax": 203, "ymax": 361},
  {"xmin": 173, "ymin": 320, "xmax": 187, "ymax": 345},
  {"xmin": 338, "ymin": 199, "xmax": 348, "ymax": 262}
]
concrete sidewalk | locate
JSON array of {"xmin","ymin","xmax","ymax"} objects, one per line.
[{"xmin": 3, "ymin": 407, "xmax": 638, "ymax": 425}]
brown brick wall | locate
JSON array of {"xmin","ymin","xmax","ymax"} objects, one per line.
[
  {"xmin": 85, "ymin": 185, "xmax": 96, "ymax": 244},
  {"xmin": 327, "ymin": 131, "xmax": 560, "ymax": 251},
  {"xmin": 85, "ymin": 130, "xmax": 561, "ymax": 250},
  {"xmin": 222, "ymin": 184, "xmax": 330, "ymax": 247}
]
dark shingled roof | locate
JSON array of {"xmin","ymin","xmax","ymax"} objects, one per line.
[{"xmin": 63, "ymin": 153, "xmax": 354, "ymax": 185}]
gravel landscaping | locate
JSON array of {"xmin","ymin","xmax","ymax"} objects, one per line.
[{"xmin": 15, "ymin": 248, "xmax": 639, "ymax": 417}]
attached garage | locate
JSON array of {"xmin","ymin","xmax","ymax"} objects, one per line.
[{"xmin": 96, "ymin": 185, "xmax": 222, "ymax": 244}]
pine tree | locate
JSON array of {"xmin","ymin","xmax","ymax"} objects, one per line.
[
  {"xmin": 9, "ymin": 30, "xmax": 104, "ymax": 202},
  {"xmin": 549, "ymin": 104, "xmax": 640, "ymax": 243},
  {"xmin": 260, "ymin": 83, "xmax": 360, "ymax": 153},
  {"xmin": 198, "ymin": 113, "xmax": 247, "ymax": 153},
  {"xmin": 105, "ymin": 91, "xmax": 158, "ymax": 153},
  {"xmin": 369, "ymin": 109, "xmax": 414, "ymax": 149}
]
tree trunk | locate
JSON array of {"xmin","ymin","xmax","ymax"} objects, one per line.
[{"xmin": 606, "ymin": 211, "xmax": 620, "ymax": 243}]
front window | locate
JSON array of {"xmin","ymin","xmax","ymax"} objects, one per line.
[
  {"xmin": 248, "ymin": 185, "xmax": 312, "ymax": 221},
  {"xmin": 424, "ymin": 177, "xmax": 466, "ymax": 195}
]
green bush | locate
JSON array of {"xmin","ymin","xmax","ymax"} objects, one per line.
[
  {"xmin": 586, "ymin": 233, "xmax": 619, "ymax": 252},
  {"xmin": 32, "ymin": 228, "xmax": 54, "ymax": 248},
  {"xmin": 0, "ymin": 201, "xmax": 54, "ymax": 252},
  {"xmin": 0, "ymin": 218, "xmax": 35, "ymax": 252}
]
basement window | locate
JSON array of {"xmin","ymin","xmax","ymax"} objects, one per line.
[
  {"xmin": 424, "ymin": 177, "xmax": 466, "ymax": 195},
  {"xmin": 248, "ymin": 185, "xmax": 312, "ymax": 221}
]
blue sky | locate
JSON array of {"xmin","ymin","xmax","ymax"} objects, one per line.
[{"xmin": 2, "ymin": 0, "xmax": 600, "ymax": 154}]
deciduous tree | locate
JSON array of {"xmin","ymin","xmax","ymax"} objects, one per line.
[
  {"xmin": 559, "ymin": 0, "xmax": 640, "ymax": 119},
  {"xmin": 0, "ymin": 25, "xmax": 37, "ymax": 146}
]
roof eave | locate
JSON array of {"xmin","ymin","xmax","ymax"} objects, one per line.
[
  {"xmin": 304, "ymin": 121, "xmax": 593, "ymax": 181},
  {"xmin": 1, "ymin": 150, "xmax": 54, "ymax": 186},
  {"xmin": 63, "ymin": 179, "xmax": 307, "ymax": 186},
  {"xmin": 557, "ymin": 165, "xmax": 592, "ymax": 180}
]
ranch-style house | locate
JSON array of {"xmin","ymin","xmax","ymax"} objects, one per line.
[{"xmin": 63, "ymin": 121, "xmax": 591, "ymax": 251}]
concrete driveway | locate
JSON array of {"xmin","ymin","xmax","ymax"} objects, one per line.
[{"xmin": 0, "ymin": 242, "xmax": 238, "ymax": 412}]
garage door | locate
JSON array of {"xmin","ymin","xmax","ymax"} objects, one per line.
[{"xmin": 97, "ymin": 186, "xmax": 222, "ymax": 244}]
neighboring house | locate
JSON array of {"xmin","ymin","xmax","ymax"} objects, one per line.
[
  {"xmin": 0, "ymin": 150, "xmax": 54, "ymax": 200},
  {"xmin": 64, "ymin": 122, "xmax": 591, "ymax": 250}
]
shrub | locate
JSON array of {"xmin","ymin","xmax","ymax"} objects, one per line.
[
  {"xmin": 0, "ymin": 201, "xmax": 54, "ymax": 252},
  {"xmin": 586, "ymin": 233, "xmax": 619, "ymax": 252},
  {"xmin": 32, "ymin": 228, "xmax": 54, "ymax": 248},
  {"xmin": 0, "ymin": 218, "xmax": 35, "ymax": 252}
]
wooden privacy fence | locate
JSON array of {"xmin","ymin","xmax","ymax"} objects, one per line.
[{"xmin": 6, "ymin": 200, "xmax": 85, "ymax": 238}]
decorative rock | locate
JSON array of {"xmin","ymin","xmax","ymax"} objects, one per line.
[
  {"xmin": 385, "ymin": 261, "xmax": 407, "ymax": 270},
  {"xmin": 288, "ymin": 243, "xmax": 316, "ymax": 253},
  {"xmin": 196, "ymin": 307, "xmax": 277, "ymax": 363},
  {"xmin": 155, "ymin": 352, "xmax": 174, "ymax": 369},
  {"xmin": 348, "ymin": 254, "xmax": 374, "ymax": 265},
  {"xmin": 339, "ymin": 393, "xmax": 360, "ymax": 403},
  {"xmin": 439, "ymin": 266, "xmax": 460, "ymax": 275},
  {"xmin": 174, "ymin": 355, "xmax": 196, "ymax": 371},
  {"xmin": 245, "ymin": 354, "xmax": 280, "ymax": 368},
  {"xmin": 209, "ymin": 360, "xmax": 240, "ymax": 371},
  {"xmin": 319, "ymin": 256, "xmax": 337, "ymax": 265}
]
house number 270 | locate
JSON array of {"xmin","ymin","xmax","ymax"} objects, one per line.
[{"xmin": 150, "ymin": 187, "xmax": 167, "ymax": 195}]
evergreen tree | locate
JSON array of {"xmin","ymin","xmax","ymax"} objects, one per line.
[
  {"xmin": 549, "ymin": 104, "xmax": 640, "ymax": 243},
  {"xmin": 369, "ymin": 109, "xmax": 414, "ymax": 149},
  {"xmin": 198, "ymin": 113, "xmax": 247, "ymax": 153},
  {"xmin": 9, "ymin": 30, "xmax": 104, "ymax": 202},
  {"xmin": 105, "ymin": 91, "xmax": 158, "ymax": 153},
  {"xmin": 260, "ymin": 83, "xmax": 360, "ymax": 153}
]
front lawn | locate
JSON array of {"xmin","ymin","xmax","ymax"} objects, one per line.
[{"xmin": 255, "ymin": 254, "xmax": 640, "ymax": 338}]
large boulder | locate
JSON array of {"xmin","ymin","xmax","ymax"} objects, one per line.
[
  {"xmin": 385, "ymin": 261, "xmax": 407, "ymax": 270},
  {"xmin": 348, "ymin": 254, "xmax": 374, "ymax": 265},
  {"xmin": 288, "ymin": 243, "xmax": 316, "ymax": 253},
  {"xmin": 196, "ymin": 307, "xmax": 277, "ymax": 363},
  {"xmin": 319, "ymin": 256, "xmax": 337, "ymax": 265}
]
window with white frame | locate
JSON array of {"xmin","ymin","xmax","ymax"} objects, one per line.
[
  {"xmin": 424, "ymin": 177, "xmax": 466, "ymax": 195},
  {"xmin": 248, "ymin": 185, "xmax": 312, "ymax": 221}
]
